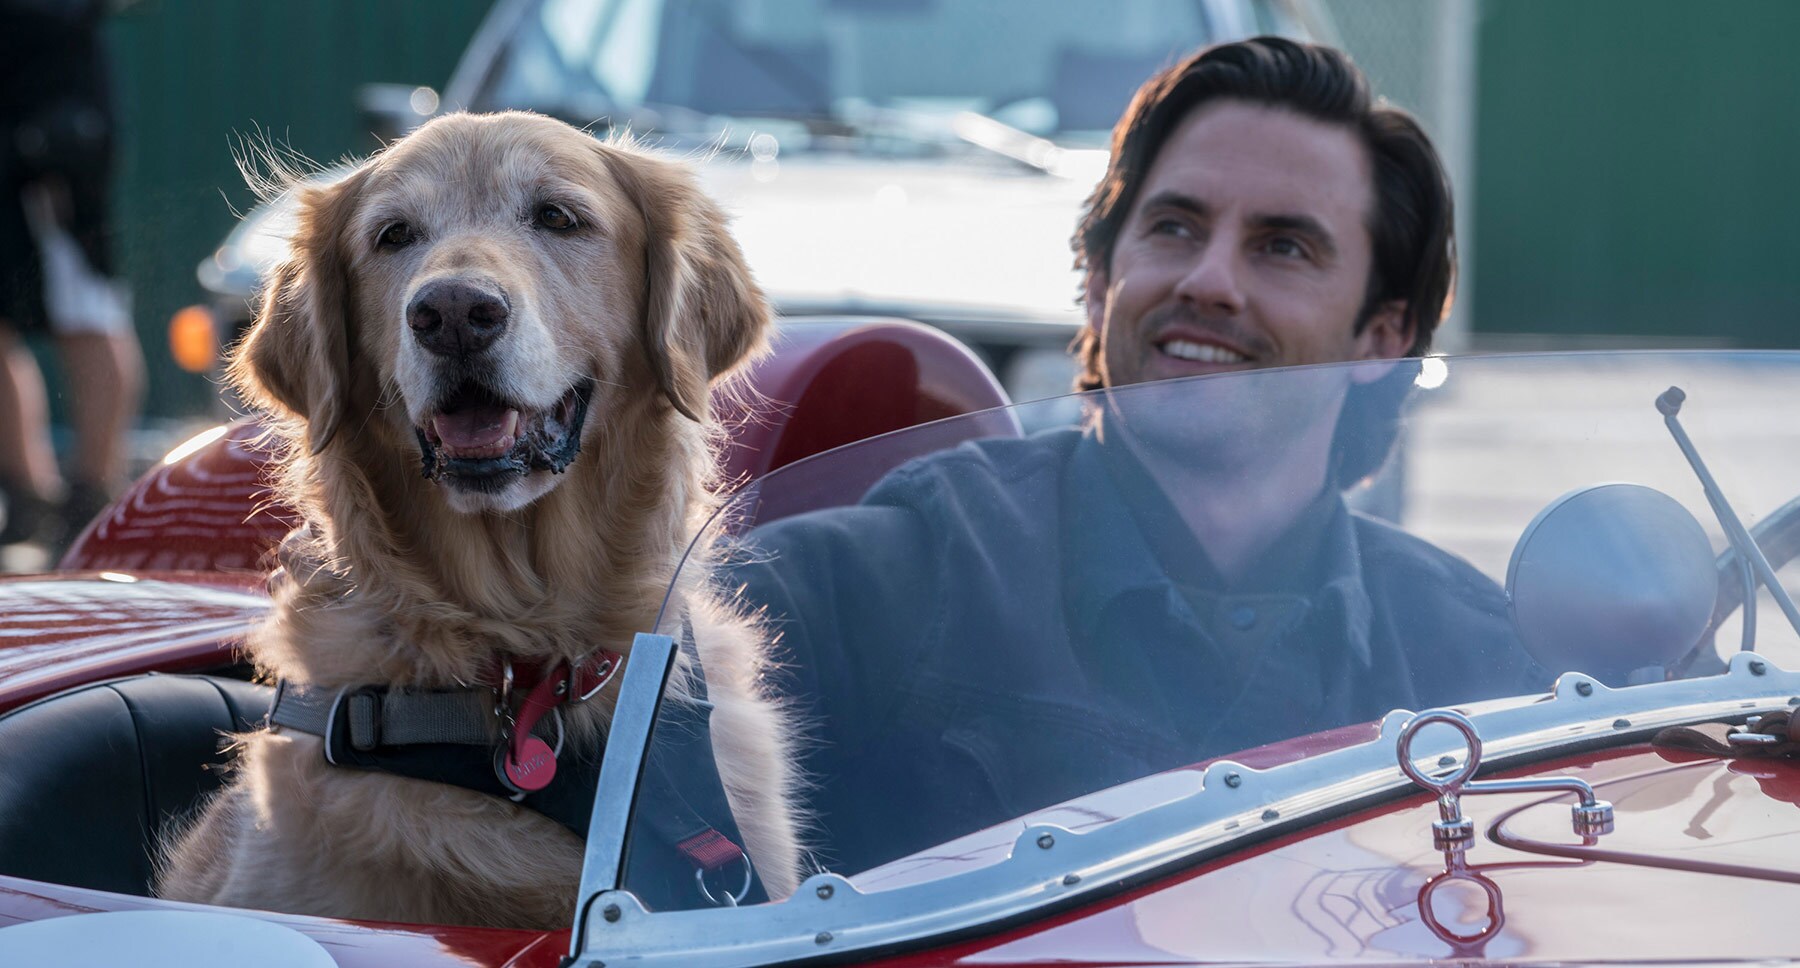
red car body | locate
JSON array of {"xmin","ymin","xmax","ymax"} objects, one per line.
[{"xmin": 4, "ymin": 331, "xmax": 1798, "ymax": 966}]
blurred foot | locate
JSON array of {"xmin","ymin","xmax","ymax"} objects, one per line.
[
  {"xmin": 0, "ymin": 478, "xmax": 59, "ymax": 547},
  {"xmin": 51, "ymin": 479, "xmax": 116, "ymax": 561}
]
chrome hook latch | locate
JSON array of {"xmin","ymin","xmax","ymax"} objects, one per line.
[{"xmin": 1397, "ymin": 709, "xmax": 1614, "ymax": 848}]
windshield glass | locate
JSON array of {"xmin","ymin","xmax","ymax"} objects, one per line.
[
  {"xmin": 620, "ymin": 351, "xmax": 1800, "ymax": 913},
  {"xmin": 485, "ymin": 0, "xmax": 1301, "ymax": 143}
]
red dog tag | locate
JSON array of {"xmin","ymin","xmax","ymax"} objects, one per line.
[{"xmin": 503, "ymin": 736, "xmax": 558, "ymax": 792}]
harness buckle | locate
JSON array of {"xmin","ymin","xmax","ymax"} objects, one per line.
[{"xmin": 323, "ymin": 685, "xmax": 386, "ymax": 766}]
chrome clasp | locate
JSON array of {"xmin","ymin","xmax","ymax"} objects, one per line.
[{"xmin": 1397, "ymin": 709, "xmax": 1614, "ymax": 849}]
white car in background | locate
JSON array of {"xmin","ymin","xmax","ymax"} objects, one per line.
[{"xmin": 192, "ymin": 0, "xmax": 1328, "ymax": 403}]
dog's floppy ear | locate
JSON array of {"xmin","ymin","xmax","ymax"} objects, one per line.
[
  {"xmin": 228, "ymin": 167, "xmax": 369, "ymax": 453},
  {"xmin": 597, "ymin": 143, "xmax": 771, "ymax": 422}
]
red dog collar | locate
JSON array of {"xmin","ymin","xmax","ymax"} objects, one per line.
[{"xmin": 495, "ymin": 651, "xmax": 623, "ymax": 794}]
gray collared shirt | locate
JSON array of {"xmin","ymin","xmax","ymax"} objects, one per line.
[{"xmin": 734, "ymin": 425, "xmax": 1544, "ymax": 873}]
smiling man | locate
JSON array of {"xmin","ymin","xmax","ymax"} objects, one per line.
[
  {"xmin": 1083, "ymin": 103, "xmax": 1409, "ymax": 387},
  {"xmin": 727, "ymin": 38, "xmax": 1542, "ymax": 876},
  {"xmin": 1067, "ymin": 40, "xmax": 1457, "ymax": 584}
]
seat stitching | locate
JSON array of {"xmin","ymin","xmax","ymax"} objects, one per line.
[{"xmin": 105, "ymin": 682, "xmax": 164, "ymax": 891}]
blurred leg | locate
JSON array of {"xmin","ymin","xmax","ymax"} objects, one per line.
[
  {"xmin": 55, "ymin": 329, "xmax": 143, "ymax": 492},
  {"xmin": 0, "ymin": 324, "xmax": 62, "ymax": 499}
]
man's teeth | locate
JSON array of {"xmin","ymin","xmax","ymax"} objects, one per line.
[{"xmin": 1162, "ymin": 340, "xmax": 1247, "ymax": 364}]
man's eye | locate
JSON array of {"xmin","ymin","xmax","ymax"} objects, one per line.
[
  {"xmin": 1148, "ymin": 218, "xmax": 1193, "ymax": 239},
  {"xmin": 377, "ymin": 221, "xmax": 416, "ymax": 249},
  {"xmin": 534, "ymin": 204, "xmax": 578, "ymax": 231},
  {"xmin": 1265, "ymin": 236, "xmax": 1307, "ymax": 259}
]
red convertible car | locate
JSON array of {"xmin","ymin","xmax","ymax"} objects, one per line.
[{"xmin": 3, "ymin": 330, "xmax": 1800, "ymax": 966}]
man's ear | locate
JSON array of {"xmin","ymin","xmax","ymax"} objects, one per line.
[
  {"xmin": 1347, "ymin": 300, "xmax": 1414, "ymax": 385},
  {"xmin": 597, "ymin": 142, "xmax": 771, "ymax": 422},
  {"xmin": 227, "ymin": 169, "xmax": 368, "ymax": 453}
]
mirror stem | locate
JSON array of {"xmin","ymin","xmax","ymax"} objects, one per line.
[
  {"xmin": 1658, "ymin": 386, "xmax": 1800, "ymax": 644},
  {"xmin": 1737, "ymin": 554, "xmax": 1757, "ymax": 652}
]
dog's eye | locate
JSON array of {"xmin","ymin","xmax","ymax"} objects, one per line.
[
  {"xmin": 377, "ymin": 221, "xmax": 416, "ymax": 249},
  {"xmin": 534, "ymin": 204, "xmax": 577, "ymax": 232}
]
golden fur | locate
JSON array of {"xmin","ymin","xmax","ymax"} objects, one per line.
[{"xmin": 154, "ymin": 112, "xmax": 802, "ymax": 928}]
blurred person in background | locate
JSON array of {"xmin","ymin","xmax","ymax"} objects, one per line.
[{"xmin": 0, "ymin": 0, "xmax": 145, "ymax": 553}]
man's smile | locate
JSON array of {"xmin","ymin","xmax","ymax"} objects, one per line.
[
  {"xmin": 1158, "ymin": 338, "xmax": 1249, "ymax": 365},
  {"xmin": 1138, "ymin": 320, "xmax": 1263, "ymax": 381}
]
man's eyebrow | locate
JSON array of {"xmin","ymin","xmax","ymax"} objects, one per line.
[
  {"xmin": 1253, "ymin": 213, "xmax": 1338, "ymax": 259},
  {"xmin": 1138, "ymin": 191, "xmax": 1209, "ymax": 217}
]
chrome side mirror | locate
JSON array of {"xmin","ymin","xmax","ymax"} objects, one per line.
[{"xmin": 1507, "ymin": 483, "xmax": 1717, "ymax": 684}]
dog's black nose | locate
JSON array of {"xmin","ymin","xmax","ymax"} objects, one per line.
[{"xmin": 407, "ymin": 279, "xmax": 510, "ymax": 357}]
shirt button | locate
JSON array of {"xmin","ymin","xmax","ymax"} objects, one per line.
[{"xmin": 1229, "ymin": 605, "xmax": 1257, "ymax": 630}]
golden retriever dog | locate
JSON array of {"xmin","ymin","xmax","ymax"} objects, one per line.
[{"xmin": 155, "ymin": 112, "xmax": 802, "ymax": 928}]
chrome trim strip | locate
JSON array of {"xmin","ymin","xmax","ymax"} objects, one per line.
[
  {"xmin": 569, "ymin": 653, "xmax": 1800, "ymax": 967},
  {"xmin": 571, "ymin": 632, "xmax": 678, "ymax": 957}
]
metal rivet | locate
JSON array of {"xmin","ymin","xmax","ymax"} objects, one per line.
[
  {"xmin": 1062, "ymin": 873, "xmax": 1080, "ymax": 886},
  {"xmin": 1750, "ymin": 660, "xmax": 1768, "ymax": 676},
  {"xmin": 815, "ymin": 884, "xmax": 834, "ymax": 900},
  {"xmin": 1036, "ymin": 833, "xmax": 1055, "ymax": 849},
  {"xmin": 602, "ymin": 903, "xmax": 621, "ymax": 923},
  {"xmin": 1613, "ymin": 718, "xmax": 1631, "ymax": 729},
  {"xmin": 1575, "ymin": 681, "xmax": 1594, "ymax": 696},
  {"xmin": 1223, "ymin": 772, "xmax": 1242, "ymax": 788},
  {"xmin": 1261, "ymin": 808, "xmax": 1280, "ymax": 822},
  {"xmin": 815, "ymin": 931, "xmax": 834, "ymax": 946},
  {"xmin": 1438, "ymin": 755, "xmax": 1457, "ymax": 768}
]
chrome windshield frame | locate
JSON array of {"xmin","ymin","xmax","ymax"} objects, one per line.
[
  {"xmin": 571, "ymin": 632, "xmax": 679, "ymax": 959},
  {"xmin": 569, "ymin": 652, "xmax": 1799, "ymax": 967}
]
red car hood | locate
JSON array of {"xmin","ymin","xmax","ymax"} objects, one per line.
[
  {"xmin": 5, "ymin": 575, "xmax": 1799, "ymax": 965},
  {"xmin": 913, "ymin": 746, "xmax": 1800, "ymax": 966},
  {"xmin": 0, "ymin": 573, "xmax": 268, "ymax": 709}
]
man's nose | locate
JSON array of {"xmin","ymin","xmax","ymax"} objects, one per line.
[
  {"xmin": 406, "ymin": 278, "xmax": 510, "ymax": 358},
  {"xmin": 1174, "ymin": 239, "xmax": 1246, "ymax": 316}
]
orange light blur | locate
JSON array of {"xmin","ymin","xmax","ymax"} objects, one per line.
[{"xmin": 169, "ymin": 305, "xmax": 217, "ymax": 373}]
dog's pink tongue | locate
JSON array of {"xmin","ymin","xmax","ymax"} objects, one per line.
[{"xmin": 431, "ymin": 407, "xmax": 520, "ymax": 458}]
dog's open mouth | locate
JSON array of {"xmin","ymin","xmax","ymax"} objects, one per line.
[{"xmin": 414, "ymin": 378, "xmax": 595, "ymax": 490}]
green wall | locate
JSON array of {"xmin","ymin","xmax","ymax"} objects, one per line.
[
  {"xmin": 1473, "ymin": 0, "xmax": 1800, "ymax": 345},
  {"xmin": 106, "ymin": 0, "xmax": 493, "ymax": 416},
  {"xmin": 96, "ymin": 0, "xmax": 1800, "ymax": 420}
]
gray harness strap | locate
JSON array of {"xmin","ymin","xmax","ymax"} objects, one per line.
[{"xmin": 270, "ymin": 683, "xmax": 508, "ymax": 752}]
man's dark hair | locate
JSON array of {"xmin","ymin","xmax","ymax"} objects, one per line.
[{"xmin": 1071, "ymin": 37, "xmax": 1455, "ymax": 484}]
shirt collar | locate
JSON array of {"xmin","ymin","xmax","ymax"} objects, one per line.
[{"xmin": 1061, "ymin": 424, "xmax": 1375, "ymax": 667}]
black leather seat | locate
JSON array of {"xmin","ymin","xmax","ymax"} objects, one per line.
[{"xmin": 0, "ymin": 674, "xmax": 271, "ymax": 895}]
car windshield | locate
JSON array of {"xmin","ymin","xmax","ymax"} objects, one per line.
[
  {"xmin": 611, "ymin": 350, "xmax": 1800, "ymax": 917},
  {"xmin": 482, "ymin": 0, "xmax": 1304, "ymax": 147}
]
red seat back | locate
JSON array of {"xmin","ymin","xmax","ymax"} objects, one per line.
[
  {"xmin": 61, "ymin": 317, "xmax": 1017, "ymax": 571},
  {"xmin": 717, "ymin": 318, "xmax": 1020, "ymax": 527}
]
